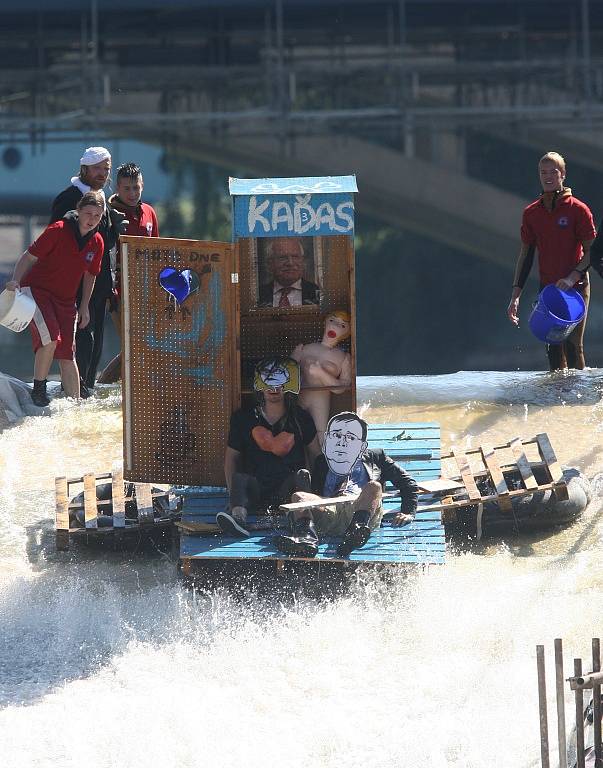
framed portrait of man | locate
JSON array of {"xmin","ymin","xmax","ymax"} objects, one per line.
[{"xmin": 253, "ymin": 236, "xmax": 322, "ymax": 309}]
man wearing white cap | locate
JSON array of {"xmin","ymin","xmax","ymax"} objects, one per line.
[{"xmin": 50, "ymin": 146, "xmax": 126, "ymax": 396}]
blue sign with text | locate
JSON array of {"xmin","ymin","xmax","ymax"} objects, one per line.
[
  {"xmin": 233, "ymin": 193, "xmax": 355, "ymax": 238},
  {"xmin": 229, "ymin": 176, "xmax": 357, "ymax": 240}
]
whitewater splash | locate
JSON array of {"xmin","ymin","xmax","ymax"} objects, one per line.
[{"xmin": 1, "ymin": 371, "xmax": 603, "ymax": 767}]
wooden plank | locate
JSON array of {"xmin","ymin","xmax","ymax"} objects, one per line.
[
  {"xmin": 480, "ymin": 443, "xmax": 512, "ymax": 513},
  {"xmin": 111, "ymin": 463, "xmax": 125, "ymax": 528},
  {"xmin": 134, "ymin": 483, "xmax": 154, "ymax": 524},
  {"xmin": 280, "ymin": 494, "xmax": 355, "ymax": 513},
  {"xmin": 536, "ymin": 433, "xmax": 569, "ymax": 501},
  {"xmin": 176, "ymin": 521, "xmax": 221, "ymax": 534},
  {"xmin": 67, "ymin": 471, "xmax": 112, "ymax": 485},
  {"xmin": 509, "ymin": 438, "xmax": 538, "ymax": 490},
  {"xmin": 536, "ymin": 433, "xmax": 563, "ymax": 483},
  {"xmin": 54, "ymin": 476, "xmax": 69, "ymax": 531},
  {"xmin": 451, "ymin": 447, "xmax": 481, "ymax": 501},
  {"xmin": 416, "ymin": 478, "xmax": 464, "ymax": 494},
  {"xmin": 442, "ymin": 460, "xmax": 548, "ymax": 484},
  {"xmin": 410, "ymin": 481, "xmax": 564, "ymax": 513},
  {"xmin": 83, "ymin": 472, "xmax": 98, "ymax": 529}
]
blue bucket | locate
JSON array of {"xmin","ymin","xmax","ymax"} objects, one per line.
[{"xmin": 528, "ymin": 285, "xmax": 586, "ymax": 344}]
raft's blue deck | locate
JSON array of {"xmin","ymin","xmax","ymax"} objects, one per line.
[{"xmin": 179, "ymin": 422, "xmax": 444, "ymax": 566}]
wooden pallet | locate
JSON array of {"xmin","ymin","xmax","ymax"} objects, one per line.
[
  {"xmin": 178, "ymin": 421, "xmax": 445, "ymax": 576},
  {"xmin": 421, "ymin": 432, "xmax": 568, "ymax": 520},
  {"xmin": 55, "ymin": 462, "xmax": 180, "ymax": 550}
]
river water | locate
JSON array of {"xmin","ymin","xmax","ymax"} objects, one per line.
[{"xmin": 1, "ymin": 370, "xmax": 603, "ymax": 768}]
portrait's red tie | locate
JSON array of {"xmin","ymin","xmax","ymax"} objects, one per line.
[{"xmin": 278, "ymin": 287, "xmax": 291, "ymax": 307}]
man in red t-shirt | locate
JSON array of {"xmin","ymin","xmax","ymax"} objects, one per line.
[
  {"xmin": 97, "ymin": 162, "xmax": 160, "ymax": 384},
  {"xmin": 507, "ymin": 151, "xmax": 596, "ymax": 370},
  {"xmin": 108, "ymin": 162, "xmax": 159, "ymax": 240},
  {"xmin": 4, "ymin": 192, "xmax": 104, "ymax": 406}
]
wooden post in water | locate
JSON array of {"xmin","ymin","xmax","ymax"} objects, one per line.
[
  {"xmin": 593, "ymin": 639, "xmax": 602, "ymax": 767},
  {"xmin": 555, "ymin": 638, "xmax": 567, "ymax": 768},
  {"xmin": 537, "ymin": 644, "xmax": 551, "ymax": 768},
  {"xmin": 574, "ymin": 658, "xmax": 586, "ymax": 768}
]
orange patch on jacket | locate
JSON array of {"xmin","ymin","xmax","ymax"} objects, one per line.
[{"xmin": 252, "ymin": 426, "xmax": 295, "ymax": 457}]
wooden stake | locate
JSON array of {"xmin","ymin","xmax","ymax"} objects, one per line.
[
  {"xmin": 555, "ymin": 638, "xmax": 567, "ymax": 768},
  {"xmin": 575, "ymin": 658, "xmax": 586, "ymax": 768},
  {"xmin": 537, "ymin": 644, "xmax": 550, "ymax": 768},
  {"xmin": 592, "ymin": 639, "xmax": 601, "ymax": 766}
]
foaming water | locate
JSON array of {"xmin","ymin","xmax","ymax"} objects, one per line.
[{"xmin": 2, "ymin": 373, "xmax": 603, "ymax": 767}]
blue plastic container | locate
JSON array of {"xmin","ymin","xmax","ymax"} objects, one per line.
[
  {"xmin": 159, "ymin": 268, "xmax": 198, "ymax": 304},
  {"xmin": 528, "ymin": 285, "xmax": 586, "ymax": 344}
]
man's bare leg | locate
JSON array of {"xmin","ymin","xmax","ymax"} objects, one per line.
[
  {"xmin": 58, "ymin": 359, "xmax": 81, "ymax": 398},
  {"xmin": 33, "ymin": 342, "xmax": 57, "ymax": 381}
]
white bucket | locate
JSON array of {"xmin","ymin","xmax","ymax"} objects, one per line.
[{"xmin": 0, "ymin": 288, "xmax": 37, "ymax": 333}]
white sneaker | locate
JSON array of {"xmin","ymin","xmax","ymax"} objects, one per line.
[{"xmin": 216, "ymin": 511, "xmax": 250, "ymax": 537}]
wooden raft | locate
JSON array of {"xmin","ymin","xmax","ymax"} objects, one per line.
[
  {"xmin": 55, "ymin": 463, "xmax": 180, "ymax": 550},
  {"xmin": 420, "ymin": 432, "xmax": 569, "ymax": 521},
  {"xmin": 178, "ymin": 422, "xmax": 444, "ymax": 574}
]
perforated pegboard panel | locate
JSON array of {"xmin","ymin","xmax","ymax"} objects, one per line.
[
  {"xmin": 238, "ymin": 234, "xmax": 356, "ymax": 414},
  {"xmin": 121, "ymin": 236, "xmax": 237, "ymax": 485}
]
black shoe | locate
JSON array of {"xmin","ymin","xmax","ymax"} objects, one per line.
[
  {"xmin": 216, "ymin": 511, "xmax": 250, "ymax": 537},
  {"xmin": 295, "ymin": 468, "xmax": 312, "ymax": 493},
  {"xmin": 79, "ymin": 381, "xmax": 92, "ymax": 399},
  {"xmin": 31, "ymin": 379, "xmax": 50, "ymax": 407},
  {"xmin": 273, "ymin": 516, "xmax": 319, "ymax": 558},
  {"xmin": 336, "ymin": 510, "xmax": 372, "ymax": 557}
]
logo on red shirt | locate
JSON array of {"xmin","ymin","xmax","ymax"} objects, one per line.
[
  {"xmin": 557, "ymin": 216, "xmax": 569, "ymax": 228},
  {"xmin": 85, "ymin": 251, "xmax": 96, "ymax": 263}
]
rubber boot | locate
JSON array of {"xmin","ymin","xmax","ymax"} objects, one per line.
[
  {"xmin": 337, "ymin": 510, "xmax": 372, "ymax": 557},
  {"xmin": 273, "ymin": 515, "xmax": 319, "ymax": 558},
  {"xmin": 295, "ymin": 468, "xmax": 312, "ymax": 493},
  {"xmin": 79, "ymin": 379, "xmax": 92, "ymax": 399},
  {"xmin": 31, "ymin": 379, "xmax": 50, "ymax": 407}
]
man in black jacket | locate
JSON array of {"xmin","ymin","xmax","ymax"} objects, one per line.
[
  {"xmin": 257, "ymin": 237, "xmax": 320, "ymax": 307},
  {"xmin": 50, "ymin": 146, "xmax": 126, "ymax": 394},
  {"xmin": 274, "ymin": 411, "xmax": 418, "ymax": 557}
]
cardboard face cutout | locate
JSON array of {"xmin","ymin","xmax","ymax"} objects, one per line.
[
  {"xmin": 322, "ymin": 412, "xmax": 368, "ymax": 475},
  {"xmin": 253, "ymin": 356, "xmax": 300, "ymax": 394}
]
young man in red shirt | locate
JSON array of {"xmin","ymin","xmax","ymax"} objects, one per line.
[
  {"xmin": 97, "ymin": 162, "xmax": 160, "ymax": 384},
  {"xmin": 507, "ymin": 152, "xmax": 596, "ymax": 370},
  {"xmin": 5, "ymin": 192, "xmax": 104, "ymax": 406},
  {"xmin": 108, "ymin": 162, "xmax": 159, "ymax": 239}
]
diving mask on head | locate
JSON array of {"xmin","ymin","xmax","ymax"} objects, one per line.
[{"xmin": 253, "ymin": 356, "xmax": 300, "ymax": 395}]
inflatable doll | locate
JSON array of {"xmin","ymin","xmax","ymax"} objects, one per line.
[{"xmin": 292, "ymin": 310, "xmax": 352, "ymax": 442}]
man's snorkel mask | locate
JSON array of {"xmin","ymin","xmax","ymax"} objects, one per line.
[{"xmin": 253, "ymin": 356, "xmax": 301, "ymax": 395}]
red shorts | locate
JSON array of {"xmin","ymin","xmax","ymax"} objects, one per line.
[{"xmin": 26, "ymin": 287, "xmax": 77, "ymax": 360}]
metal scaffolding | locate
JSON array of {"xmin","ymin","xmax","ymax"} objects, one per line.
[{"xmin": 0, "ymin": 0, "xmax": 602, "ymax": 145}]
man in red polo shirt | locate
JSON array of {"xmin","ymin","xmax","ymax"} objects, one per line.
[
  {"xmin": 97, "ymin": 162, "xmax": 160, "ymax": 384},
  {"xmin": 108, "ymin": 162, "xmax": 159, "ymax": 239},
  {"xmin": 5, "ymin": 192, "xmax": 104, "ymax": 406},
  {"xmin": 507, "ymin": 152, "xmax": 596, "ymax": 370}
]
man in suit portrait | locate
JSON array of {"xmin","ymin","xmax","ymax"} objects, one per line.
[{"xmin": 258, "ymin": 237, "xmax": 321, "ymax": 307}]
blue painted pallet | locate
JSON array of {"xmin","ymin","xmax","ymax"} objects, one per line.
[{"xmin": 178, "ymin": 422, "xmax": 444, "ymax": 567}]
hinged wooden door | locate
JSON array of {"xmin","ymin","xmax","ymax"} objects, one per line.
[{"xmin": 120, "ymin": 236, "xmax": 239, "ymax": 485}]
